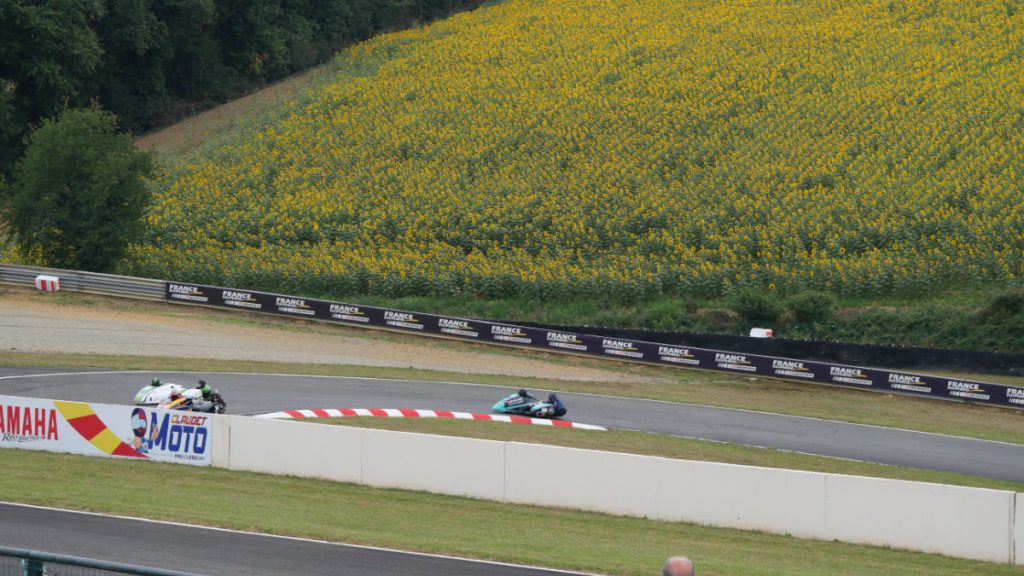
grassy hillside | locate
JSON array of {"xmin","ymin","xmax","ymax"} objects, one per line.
[
  {"xmin": 129, "ymin": 0, "xmax": 1023, "ymax": 303},
  {"xmin": 6, "ymin": 0, "xmax": 1020, "ymax": 347}
]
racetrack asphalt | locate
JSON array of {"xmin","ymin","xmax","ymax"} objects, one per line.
[
  {"xmin": 2, "ymin": 368, "xmax": 1023, "ymax": 482},
  {"xmin": 0, "ymin": 503, "xmax": 591, "ymax": 576}
]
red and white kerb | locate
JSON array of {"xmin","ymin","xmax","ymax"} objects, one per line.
[{"xmin": 254, "ymin": 408, "xmax": 606, "ymax": 431}]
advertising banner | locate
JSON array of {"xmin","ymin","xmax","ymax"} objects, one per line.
[
  {"xmin": 0, "ymin": 395, "xmax": 212, "ymax": 466},
  {"xmin": 163, "ymin": 281, "xmax": 1021, "ymax": 410}
]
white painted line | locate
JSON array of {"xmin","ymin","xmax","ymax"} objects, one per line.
[{"xmin": 0, "ymin": 501, "xmax": 598, "ymax": 575}]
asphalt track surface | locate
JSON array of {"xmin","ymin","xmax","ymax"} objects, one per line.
[
  {"xmin": 2, "ymin": 367, "xmax": 1024, "ymax": 482},
  {"xmin": 0, "ymin": 503, "xmax": 588, "ymax": 576}
]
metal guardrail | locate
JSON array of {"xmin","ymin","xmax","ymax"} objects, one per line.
[
  {"xmin": 0, "ymin": 547, "xmax": 203, "ymax": 576},
  {"xmin": 0, "ymin": 264, "xmax": 164, "ymax": 301}
]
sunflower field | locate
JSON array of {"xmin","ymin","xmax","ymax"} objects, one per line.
[{"xmin": 128, "ymin": 0, "xmax": 1024, "ymax": 302}]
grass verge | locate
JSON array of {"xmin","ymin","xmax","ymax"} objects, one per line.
[{"xmin": 0, "ymin": 449, "xmax": 1020, "ymax": 576}]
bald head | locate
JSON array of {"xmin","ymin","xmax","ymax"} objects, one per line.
[{"xmin": 661, "ymin": 556, "xmax": 695, "ymax": 576}]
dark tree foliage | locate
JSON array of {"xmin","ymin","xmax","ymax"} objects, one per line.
[
  {"xmin": 0, "ymin": 0, "xmax": 486, "ymax": 179},
  {"xmin": 153, "ymin": 0, "xmax": 224, "ymax": 104},
  {"xmin": 728, "ymin": 287, "xmax": 783, "ymax": 325},
  {"xmin": 0, "ymin": 80, "xmax": 18, "ymax": 177},
  {"xmin": 9, "ymin": 107, "xmax": 153, "ymax": 272},
  {"xmin": 0, "ymin": 0, "xmax": 104, "ymax": 176},
  {"xmin": 92, "ymin": 0, "xmax": 171, "ymax": 132}
]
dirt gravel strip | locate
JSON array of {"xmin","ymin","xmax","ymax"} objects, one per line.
[{"xmin": 0, "ymin": 289, "xmax": 654, "ymax": 385}]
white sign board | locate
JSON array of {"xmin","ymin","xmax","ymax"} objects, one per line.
[{"xmin": 0, "ymin": 395, "xmax": 212, "ymax": 466}]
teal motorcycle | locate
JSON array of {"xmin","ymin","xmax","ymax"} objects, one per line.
[{"xmin": 492, "ymin": 389, "xmax": 567, "ymax": 418}]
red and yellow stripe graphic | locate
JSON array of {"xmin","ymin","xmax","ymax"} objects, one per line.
[{"xmin": 53, "ymin": 401, "xmax": 147, "ymax": 458}]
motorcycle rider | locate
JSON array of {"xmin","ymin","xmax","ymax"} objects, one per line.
[
  {"xmin": 194, "ymin": 380, "xmax": 213, "ymax": 401},
  {"xmin": 195, "ymin": 380, "xmax": 226, "ymax": 413},
  {"xmin": 157, "ymin": 378, "xmax": 209, "ymax": 403},
  {"xmin": 166, "ymin": 385, "xmax": 223, "ymax": 413},
  {"xmin": 509, "ymin": 389, "xmax": 565, "ymax": 417},
  {"xmin": 167, "ymin": 388, "xmax": 187, "ymax": 407},
  {"xmin": 548, "ymin": 393, "xmax": 567, "ymax": 417},
  {"xmin": 504, "ymin": 388, "xmax": 534, "ymax": 408}
]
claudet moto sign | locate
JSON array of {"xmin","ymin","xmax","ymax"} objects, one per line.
[{"xmin": 0, "ymin": 395, "xmax": 212, "ymax": 466}]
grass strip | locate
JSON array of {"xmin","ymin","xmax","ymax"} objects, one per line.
[{"xmin": 0, "ymin": 449, "xmax": 1020, "ymax": 576}]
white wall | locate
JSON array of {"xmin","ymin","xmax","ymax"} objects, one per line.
[
  {"xmin": 210, "ymin": 413, "xmax": 232, "ymax": 466},
  {"xmin": 223, "ymin": 416, "xmax": 363, "ymax": 483},
  {"xmin": 217, "ymin": 417, "xmax": 1023, "ymax": 564},
  {"xmin": 504, "ymin": 444, "xmax": 668, "ymax": 518},
  {"xmin": 653, "ymin": 454, "xmax": 827, "ymax": 537},
  {"xmin": 503, "ymin": 443, "xmax": 829, "ymax": 537},
  {"xmin": 1016, "ymin": 493, "xmax": 1023, "ymax": 564},
  {"xmin": 222, "ymin": 418, "xmax": 507, "ymax": 500},
  {"xmin": 361, "ymin": 428, "xmax": 506, "ymax": 500},
  {"xmin": 824, "ymin": 474, "xmax": 1014, "ymax": 562}
]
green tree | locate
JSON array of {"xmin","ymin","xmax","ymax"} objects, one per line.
[
  {"xmin": 785, "ymin": 290, "xmax": 837, "ymax": 323},
  {"xmin": 152, "ymin": 0, "xmax": 224, "ymax": 102},
  {"xmin": 8, "ymin": 107, "xmax": 153, "ymax": 272},
  {"xmin": 0, "ymin": 79, "xmax": 18, "ymax": 176},
  {"xmin": 92, "ymin": 0, "xmax": 171, "ymax": 132},
  {"xmin": 728, "ymin": 287, "xmax": 783, "ymax": 325},
  {"xmin": 0, "ymin": 0, "xmax": 104, "ymax": 178}
]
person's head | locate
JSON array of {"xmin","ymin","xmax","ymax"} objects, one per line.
[
  {"xmin": 661, "ymin": 556, "xmax": 695, "ymax": 576},
  {"xmin": 151, "ymin": 377, "xmax": 161, "ymax": 386}
]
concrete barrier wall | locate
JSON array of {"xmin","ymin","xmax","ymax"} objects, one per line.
[
  {"xmin": 218, "ymin": 418, "xmax": 1021, "ymax": 564},
  {"xmin": 223, "ymin": 416, "xmax": 363, "ymax": 483},
  {"xmin": 651, "ymin": 452, "xmax": 827, "ymax": 536},
  {"xmin": 503, "ymin": 443, "xmax": 830, "ymax": 538},
  {"xmin": 210, "ymin": 414, "xmax": 232, "ymax": 466},
  {"xmin": 361, "ymin": 428, "xmax": 506, "ymax": 500},
  {"xmin": 1016, "ymin": 493, "xmax": 1023, "ymax": 563},
  {"xmin": 504, "ymin": 444, "xmax": 669, "ymax": 519},
  {"xmin": 824, "ymin": 474, "xmax": 1014, "ymax": 562},
  {"xmin": 220, "ymin": 417, "xmax": 508, "ymax": 498}
]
